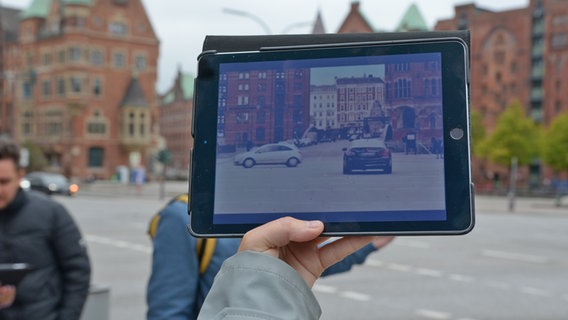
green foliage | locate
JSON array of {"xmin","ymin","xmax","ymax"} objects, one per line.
[
  {"xmin": 470, "ymin": 109, "xmax": 486, "ymax": 157},
  {"xmin": 21, "ymin": 140, "xmax": 48, "ymax": 172},
  {"xmin": 541, "ymin": 112, "xmax": 568, "ymax": 172},
  {"xmin": 479, "ymin": 101, "xmax": 540, "ymax": 167}
]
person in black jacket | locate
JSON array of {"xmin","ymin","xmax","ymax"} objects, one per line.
[{"xmin": 0, "ymin": 140, "xmax": 91, "ymax": 320}]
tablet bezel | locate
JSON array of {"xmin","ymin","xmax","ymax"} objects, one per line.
[{"xmin": 190, "ymin": 38, "xmax": 473, "ymax": 237}]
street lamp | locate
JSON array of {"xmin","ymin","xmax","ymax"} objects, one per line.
[
  {"xmin": 223, "ymin": 8, "xmax": 312, "ymax": 35},
  {"xmin": 222, "ymin": 8, "xmax": 272, "ymax": 35}
]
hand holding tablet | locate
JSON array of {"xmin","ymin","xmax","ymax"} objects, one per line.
[{"xmin": 190, "ymin": 32, "xmax": 474, "ymax": 237}]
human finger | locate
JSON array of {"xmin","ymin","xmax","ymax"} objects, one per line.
[
  {"xmin": 239, "ymin": 217, "xmax": 324, "ymax": 255},
  {"xmin": 318, "ymin": 236, "xmax": 374, "ymax": 269}
]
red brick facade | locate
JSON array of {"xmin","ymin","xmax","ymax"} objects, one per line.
[{"xmin": 1, "ymin": 0, "xmax": 159, "ymax": 180}]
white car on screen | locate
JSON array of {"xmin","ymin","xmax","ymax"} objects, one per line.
[{"xmin": 234, "ymin": 143, "xmax": 302, "ymax": 168}]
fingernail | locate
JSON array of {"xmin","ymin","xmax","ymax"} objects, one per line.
[{"xmin": 306, "ymin": 220, "xmax": 322, "ymax": 229}]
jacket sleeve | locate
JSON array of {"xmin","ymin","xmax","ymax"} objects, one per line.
[
  {"xmin": 51, "ymin": 203, "xmax": 91, "ymax": 320},
  {"xmin": 197, "ymin": 251, "xmax": 321, "ymax": 320},
  {"xmin": 146, "ymin": 201, "xmax": 200, "ymax": 320},
  {"xmin": 321, "ymin": 243, "xmax": 376, "ymax": 277}
]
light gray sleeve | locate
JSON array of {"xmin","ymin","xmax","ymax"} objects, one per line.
[{"xmin": 197, "ymin": 251, "xmax": 321, "ymax": 320}]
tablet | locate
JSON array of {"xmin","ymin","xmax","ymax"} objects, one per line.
[
  {"xmin": 0, "ymin": 263, "xmax": 34, "ymax": 286},
  {"xmin": 190, "ymin": 35, "xmax": 474, "ymax": 237}
]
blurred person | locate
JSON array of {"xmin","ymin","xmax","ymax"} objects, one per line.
[
  {"xmin": 0, "ymin": 140, "xmax": 91, "ymax": 320},
  {"xmin": 146, "ymin": 195, "xmax": 393, "ymax": 320},
  {"xmin": 197, "ymin": 217, "xmax": 375, "ymax": 319}
]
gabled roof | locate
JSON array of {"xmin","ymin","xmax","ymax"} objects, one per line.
[
  {"xmin": 121, "ymin": 77, "xmax": 150, "ymax": 108},
  {"xmin": 337, "ymin": 1, "xmax": 374, "ymax": 33},
  {"xmin": 312, "ymin": 10, "xmax": 326, "ymax": 34},
  {"xmin": 162, "ymin": 71, "xmax": 194, "ymax": 105},
  {"xmin": 395, "ymin": 3, "xmax": 429, "ymax": 32}
]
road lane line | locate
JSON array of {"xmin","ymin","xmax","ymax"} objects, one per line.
[
  {"xmin": 340, "ymin": 291, "xmax": 371, "ymax": 302},
  {"xmin": 520, "ymin": 286, "xmax": 551, "ymax": 297},
  {"xmin": 416, "ymin": 268, "xmax": 443, "ymax": 277},
  {"xmin": 313, "ymin": 284, "xmax": 337, "ymax": 294},
  {"xmin": 415, "ymin": 309, "xmax": 451, "ymax": 319},
  {"xmin": 86, "ymin": 235, "xmax": 152, "ymax": 254},
  {"xmin": 449, "ymin": 274, "xmax": 475, "ymax": 283},
  {"xmin": 365, "ymin": 259, "xmax": 384, "ymax": 267},
  {"xmin": 481, "ymin": 250, "xmax": 548, "ymax": 264},
  {"xmin": 388, "ymin": 263, "xmax": 413, "ymax": 272}
]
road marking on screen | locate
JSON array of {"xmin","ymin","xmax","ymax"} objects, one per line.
[
  {"xmin": 481, "ymin": 250, "xmax": 547, "ymax": 264},
  {"xmin": 86, "ymin": 235, "xmax": 152, "ymax": 254},
  {"xmin": 340, "ymin": 291, "xmax": 371, "ymax": 302},
  {"xmin": 415, "ymin": 309, "xmax": 451, "ymax": 319}
]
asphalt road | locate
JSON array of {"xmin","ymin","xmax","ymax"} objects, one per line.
[{"xmin": 54, "ymin": 188, "xmax": 568, "ymax": 320}]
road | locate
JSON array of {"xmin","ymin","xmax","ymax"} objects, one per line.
[
  {"xmin": 216, "ymin": 141, "xmax": 445, "ymax": 213},
  {"xmin": 53, "ymin": 184, "xmax": 568, "ymax": 320}
]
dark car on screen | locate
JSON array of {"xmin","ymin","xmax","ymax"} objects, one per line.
[
  {"xmin": 24, "ymin": 172, "xmax": 79, "ymax": 196},
  {"xmin": 342, "ymin": 139, "xmax": 392, "ymax": 174}
]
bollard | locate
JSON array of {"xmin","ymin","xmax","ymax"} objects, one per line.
[{"xmin": 80, "ymin": 284, "xmax": 110, "ymax": 320}]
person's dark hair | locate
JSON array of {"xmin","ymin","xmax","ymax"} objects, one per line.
[{"xmin": 0, "ymin": 139, "xmax": 21, "ymax": 168}]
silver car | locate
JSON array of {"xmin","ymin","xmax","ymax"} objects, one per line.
[{"xmin": 234, "ymin": 143, "xmax": 302, "ymax": 168}]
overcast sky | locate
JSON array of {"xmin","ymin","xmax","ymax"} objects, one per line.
[{"xmin": 3, "ymin": 0, "xmax": 528, "ymax": 93}]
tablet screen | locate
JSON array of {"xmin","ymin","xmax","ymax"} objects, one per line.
[{"xmin": 212, "ymin": 51, "xmax": 446, "ymax": 225}]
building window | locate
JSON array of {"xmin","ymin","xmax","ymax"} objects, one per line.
[
  {"xmin": 91, "ymin": 50, "xmax": 104, "ymax": 66},
  {"xmin": 22, "ymin": 82, "xmax": 33, "ymax": 99},
  {"xmin": 71, "ymin": 77, "xmax": 82, "ymax": 93},
  {"xmin": 87, "ymin": 122, "xmax": 106, "ymax": 134},
  {"xmin": 22, "ymin": 111, "xmax": 33, "ymax": 136},
  {"xmin": 113, "ymin": 52, "xmax": 125, "ymax": 68},
  {"xmin": 42, "ymin": 53, "xmax": 52, "ymax": 66},
  {"xmin": 57, "ymin": 49, "xmax": 65, "ymax": 64},
  {"xmin": 57, "ymin": 78, "xmax": 66, "ymax": 96},
  {"xmin": 69, "ymin": 46, "xmax": 82, "ymax": 62},
  {"xmin": 109, "ymin": 22, "xmax": 128, "ymax": 35},
  {"xmin": 140, "ymin": 113, "xmax": 145, "ymax": 136},
  {"xmin": 128, "ymin": 112, "xmax": 135, "ymax": 135},
  {"xmin": 42, "ymin": 80, "xmax": 51, "ymax": 97},
  {"xmin": 93, "ymin": 78, "xmax": 102, "ymax": 97},
  {"xmin": 134, "ymin": 55, "xmax": 146, "ymax": 71},
  {"xmin": 88, "ymin": 147, "xmax": 104, "ymax": 167},
  {"xmin": 256, "ymin": 127, "xmax": 265, "ymax": 141}
]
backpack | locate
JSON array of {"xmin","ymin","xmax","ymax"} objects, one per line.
[{"xmin": 148, "ymin": 194, "xmax": 217, "ymax": 274}]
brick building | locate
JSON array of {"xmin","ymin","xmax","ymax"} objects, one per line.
[
  {"xmin": 0, "ymin": 0, "xmax": 159, "ymax": 180},
  {"xmin": 158, "ymin": 69, "xmax": 193, "ymax": 179},
  {"xmin": 436, "ymin": 0, "xmax": 568, "ymax": 185}
]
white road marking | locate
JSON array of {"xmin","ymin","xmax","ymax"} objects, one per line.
[
  {"xmin": 520, "ymin": 286, "xmax": 551, "ymax": 297},
  {"xmin": 481, "ymin": 250, "xmax": 548, "ymax": 264},
  {"xmin": 313, "ymin": 284, "xmax": 338, "ymax": 294},
  {"xmin": 449, "ymin": 274, "xmax": 475, "ymax": 283},
  {"xmin": 388, "ymin": 263, "xmax": 413, "ymax": 272},
  {"xmin": 415, "ymin": 309, "xmax": 451, "ymax": 319},
  {"xmin": 86, "ymin": 235, "xmax": 152, "ymax": 254},
  {"xmin": 416, "ymin": 268, "xmax": 443, "ymax": 277},
  {"xmin": 365, "ymin": 259, "xmax": 384, "ymax": 267},
  {"xmin": 340, "ymin": 291, "xmax": 371, "ymax": 302}
]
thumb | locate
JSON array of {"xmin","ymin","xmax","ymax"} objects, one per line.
[{"xmin": 239, "ymin": 217, "xmax": 324, "ymax": 255}]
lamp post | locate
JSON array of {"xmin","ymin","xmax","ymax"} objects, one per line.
[{"xmin": 223, "ymin": 8, "xmax": 312, "ymax": 35}]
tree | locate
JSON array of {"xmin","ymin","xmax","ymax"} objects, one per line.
[
  {"xmin": 21, "ymin": 141, "xmax": 48, "ymax": 172},
  {"xmin": 470, "ymin": 109, "xmax": 486, "ymax": 157},
  {"xmin": 542, "ymin": 112, "xmax": 568, "ymax": 172},
  {"xmin": 478, "ymin": 101, "xmax": 540, "ymax": 168}
]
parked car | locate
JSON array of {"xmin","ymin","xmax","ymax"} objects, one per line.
[
  {"xmin": 24, "ymin": 172, "xmax": 79, "ymax": 196},
  {"xmin": 342, "ymin": 139, "xmax": 392, "ymax": 174},
  {"xmin": 234, "ymin": 143, "xmax": 302, "ymax": 168}
]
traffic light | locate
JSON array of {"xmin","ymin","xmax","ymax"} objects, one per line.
[{"xmin": 157, "ymin": 149, "xmax": 171, "ymax": 164}]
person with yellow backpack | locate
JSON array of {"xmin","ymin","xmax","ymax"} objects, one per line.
[{"xmin": 146, "ymin": 194, "xmax": 394, "ymax": 320}]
